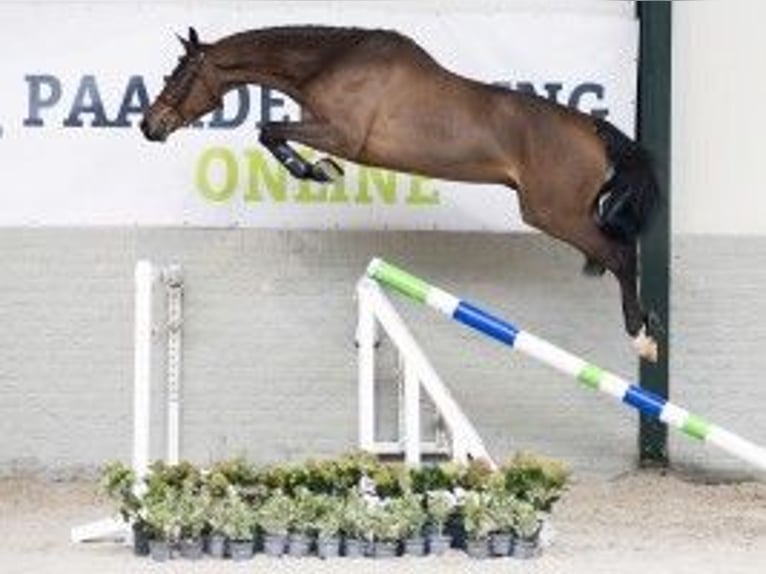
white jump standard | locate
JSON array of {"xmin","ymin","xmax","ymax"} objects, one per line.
[{"xmin": 366, "ymin": 258, "xmax": 766, "ymax": 472}]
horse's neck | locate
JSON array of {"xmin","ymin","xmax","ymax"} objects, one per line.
[{"xmin": 210, "ymin": 28, "xmax": 355, "ymax": 97}]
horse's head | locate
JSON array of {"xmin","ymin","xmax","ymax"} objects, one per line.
[{"xmin": 140, "ymin": 27, "xmax": 222, "ymax": 142}]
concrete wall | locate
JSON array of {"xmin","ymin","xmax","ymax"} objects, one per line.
[
  {"xmin": 3, "ymin": 228, "xmax": 765, "ymax": 480},
  {"xmin": 673, "ymin": 0, "xmax": 766, "ymax": 234},
  {"xmin": 1, "ymin": 229, "xmax": 640, "ymax": 478}
]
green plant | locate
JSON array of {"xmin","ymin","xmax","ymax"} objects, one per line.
[
  {"xmin": 368, "ymin": 462, "xmax": 409, "ymax": 498},
  {"xmin": 290, "ymin": 487, "xmax": 320, "ymax": 535},
  {"xmin": 256, "ymin": 490, "xmax": 294, "ymax": 536},
  {"xmin": 457, "ymin": 458, "xmax": 495, "ymax": 492},
  {"xmin": 426, "ymin": 490, "xmax": 456, "ymax": 537},
  {"xmin": 313, "ymin": 494, "xmax": 344, "ymax": 539},
  {"xmin": 410, "ymin": 463, "xmax": 459, "ymax": 493},
  {"xmin": 390, "ymin": 493, "xmax": 427, "ymax": 539},
  {"xmin": 219, "ymin": 491, "xmax": 257, "ymax": 541},
  {"xmin": 461, "ymin": 491, "xmax": 494, "ymax": 541},
  {"xmin": 486, "ymin": 488, "xmax": 516, "ymax": 535},
  {"xmin": 177, "ymin": 480, "xmax": 207, "ymax": 539},
  {"xmin": 502, "ymin": 452, "xmax": 570, "ymax": 511},
  {"xmin": 99, "ymin": 461, "xmax": 141, "ymax": 523},
  {"xmin": 513, "ymin": 500, "xmax": 541, "ymax": 540},
  {"xmin": 143, "ymin": 484, "xmax": 181, "ymax": 542},
  {"xmin": 369, "ymin": 499, "xmax": 407, "ymax": 542},
  {"xmin": 341, "ymin": 492, "xmax": 373, "ymax": 540}
]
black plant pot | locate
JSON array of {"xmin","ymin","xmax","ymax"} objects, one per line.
[
  {"xmin": 514, "ymin": 537, "xmax": 540, "ymax": 559},
  {"xmin": 316, "ymin": 535, "xmax": 341, "ymax": 559},
  {"xmin": 179, "ymin": 537, "xmax": 204, "ymax": 560},
  {"xmin": 149, "ymin": 539, "xmax": 172, "ymax": 562},
  {"xmin": 489, "ymin": 532, "xmax": 514, "ymax": 557},
  {"xmin": 342, "ymin": 537, "xmax": 366, "ymax": 558},
  {"xmin": 372, "ymin": 540, "xmax": 399, "ymax": 559},
  {"xmin": 263, "ymin": 534, "xmax": 287, "ymax": 557},
  {"xmin": 207, "ymin": 533, "xmax": 227, "ymax": 558},
  {"xmin": 426, "ymin": 533, "xmax": 451, "ymax": 556},
  {"xmin": 287, "ymin": 533, "xmax": 312, "ymax": 557},
  {"xmin": 132, "ymin": 522, "xmax": 151, "ymax": 556},
  {"xmin": 229, "ymin": 539, "xmax": 255, "ymax": 561},
  {"xmin": 465, "ymin": 538, "xmax": 490, "ymax": 560},
  {"xmin": 403, "ymin": 536, "xmax": 426, "ymax": 556}
]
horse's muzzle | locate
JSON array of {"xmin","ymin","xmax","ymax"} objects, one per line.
[{"xmin": 140, "ymin": 118, "xmax": 167, "ymax": 142}]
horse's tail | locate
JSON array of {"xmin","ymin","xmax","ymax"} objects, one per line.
[{"xmin": 593, "ymin": 118, "xmax": 660, "ymax": 242}]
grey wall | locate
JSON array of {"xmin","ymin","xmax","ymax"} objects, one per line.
[{"xmin": 2, "ymin": 229, "xmax": 764, "ymax": 479}]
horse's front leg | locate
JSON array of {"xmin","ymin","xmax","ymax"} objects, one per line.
[
  {"xmin": 613, "ymin": 242, "xmax": 658, "ymax": 362},
  {"xmin": 259, "ymin": 122, "xmax": 347, "ymax": 183},
  {"xmin": 529, "ymin": 206, "xmax": 659, "ymax": 362}
]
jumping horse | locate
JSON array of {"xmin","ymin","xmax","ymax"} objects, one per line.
[{"xmin": 141, "ymin": 26, "xmax": 661, "ymax": 362}]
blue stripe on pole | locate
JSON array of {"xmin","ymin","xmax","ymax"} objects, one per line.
[
  {"xmin": 453, "ymin": 301, "xmax": 519, "ymax": 347},
  {"xmin": 623, "ymin": 384, "xmax": 667, "ymax": 419}
]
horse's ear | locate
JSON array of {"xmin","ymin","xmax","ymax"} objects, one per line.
[
  {"xmin": 176, "ymin": 32, "xmax": 190, "ymax": 52},
  {"xmin": 188, "ymin": 27, "xmax": 200, "ymax": 49}
]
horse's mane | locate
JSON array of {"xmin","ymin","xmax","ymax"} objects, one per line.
[{"xmin": 215, "ymin": 25, "xmax": 384, "ymax": 51}]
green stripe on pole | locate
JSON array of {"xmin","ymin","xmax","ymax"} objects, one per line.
[
  {"xmin": 368, "ymin": 259, "xmax": 431, "ymax": 304},
  {"xmin": 577, "ymin": 364, "xmax": 603, "ymax": 390},
  {"xmin": 682, "ymin": 414, "xmax": 711, "ymax": 441}
]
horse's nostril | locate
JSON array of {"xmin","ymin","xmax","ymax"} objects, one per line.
[
  {"xmin": 139, "ymin": 118, "xmax": 151, "ymax": 138},
  {"xmin": 140, "ymin": 118, "xmax": 165, "ymax": 142}
]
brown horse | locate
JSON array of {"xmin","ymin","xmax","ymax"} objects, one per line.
[{"xmin": 141, "ymin": 26, "xmax": 660, "ymax": 362}]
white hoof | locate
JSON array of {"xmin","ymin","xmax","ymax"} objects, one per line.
[{"xmin": 632, "ymin": 328, "xmax": 658, "ymax": 363}]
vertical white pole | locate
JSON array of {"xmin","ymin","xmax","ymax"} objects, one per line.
[
  {"xmin": 357, "ymin": 282, "xmax": 376, "ymax": 451},
  {"xmin": 133, "ymin": 261, "xmax": 154, "ymax": 483},
  {"xmin": 164, "ymin": 264, "xmax": 183, "ymax": 465},
  {"xmin": 403, "ymin": 359, "xmax": 421, "ymax": 466}
]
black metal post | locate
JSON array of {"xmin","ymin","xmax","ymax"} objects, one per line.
[{"xmin": 637, "ymin": 2, "xmax": 672, "ymax": 466}]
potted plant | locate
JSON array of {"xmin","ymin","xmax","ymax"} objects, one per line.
[
  {"xmin": 502, "ymin": 452, "xmax": 570, "ymax": 512},
  {"xmin": 314, "ymin": 494, "xmax": 343, "ymax": 559},
  {"xmin": 287, "ymin": 488, "xmax": 316, "ymax": 557},
  {"xmin": 461, "ymin": 491, "xmax": 493, "ymax": 559},
  {"xmin": 425, "ymin": 489, "xmax": 455, "ymax": 555},
  {"xmin": 220, "ymin": 491, "xmax": 257, "ymax": 561},
  {"xmin": 99, "ymin": 461, "xmax": 148, "ymax": 556},
  {"xmin": 257, "ymin": 490, "xmax": 293, "ymax": 557},
  {"xmin": 513, "ymin": 500, "xmax": 542, "ymax": 559},
  {"xmin": 176, "ymin": 481, "xmax": 206, "ymax": 559},
  {"xmin": 487, "ymin": 489, "xmax": 516, "ymax": 557},
  {"xmin": 369, "ymin": 498, "xmax": 405, "ymax": 559},
  {"xmin": 394, "ymin": 493, "xmax": 427, "ymax": 556},
  {"xmin": 143, "ymin": 486, "xmax": 181, "ymax": 562},
  {"xmin": 340, "ymin": 491, "xmax": 372, "ymax": 558}
]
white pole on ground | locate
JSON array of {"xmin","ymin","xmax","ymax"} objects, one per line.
[
  {"xmin": 403, "ymin": 358, "xmax": 421, "ymax": 466},
  {"xmin": 133, "ymin": 261, "xmax": 154, "ymax": 483},
  {"xmin": 357, "ymin": 281, "xmax": 377, "ymax": 451},
  {"xmin": 163, "ymin": 264, "xmax": 183, "ymax": 465},
  {"xmin": 358, "ymin": 278, "xmax": 495, "ymax": 468}
]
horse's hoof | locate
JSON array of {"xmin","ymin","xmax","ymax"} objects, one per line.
[
  {"xmin": 311, "ymin": 158, "xmax": 344, "ymax": 183},
  {"xmin": 632, "ymin": 327, "xmax": 658, "ymax": 363}
]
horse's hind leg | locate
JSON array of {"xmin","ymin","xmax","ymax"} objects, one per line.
[{"xmin": 259, "ymin": 122, "xmax": 348, "ymax": 183}]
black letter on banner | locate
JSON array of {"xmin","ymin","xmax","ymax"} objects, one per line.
[
  {"xmin": 569, "ymin": 83, "xmax": 608, "ymax": 119},
  {"xmin": 543, "ymin": 83, "xmax": 563, "ymax": 104},
  {"xmin": 209, "ymin": 86, "xmax": 250, "ymax": 129},
  {"xmin": 113, "ymin": 76, "xmax": 151, "ymax": 127},
  {"xmin": 259, "ymin": 87, "xmax": 288, "ymax": 126},
  {"xmin": 24, "ymin": 75, "xmax": 62, "ymax": 127},
  {"xmin": 64, "ymin": 75, "xmax": 110, "ymax": 127}
]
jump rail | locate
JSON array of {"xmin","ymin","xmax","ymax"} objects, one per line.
[{"xmin": 366, "ymin": 258, "xmax": 766, "ymax": 473}]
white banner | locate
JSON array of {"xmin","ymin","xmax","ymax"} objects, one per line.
[{"xmin": 0, "ymin": 4, "xmax": 638, "ymax": 230}]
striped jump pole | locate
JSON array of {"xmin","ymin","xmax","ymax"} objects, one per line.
[{"xmin": 366, "ymin": 258, "xmax": 766, "ymax": 473}]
